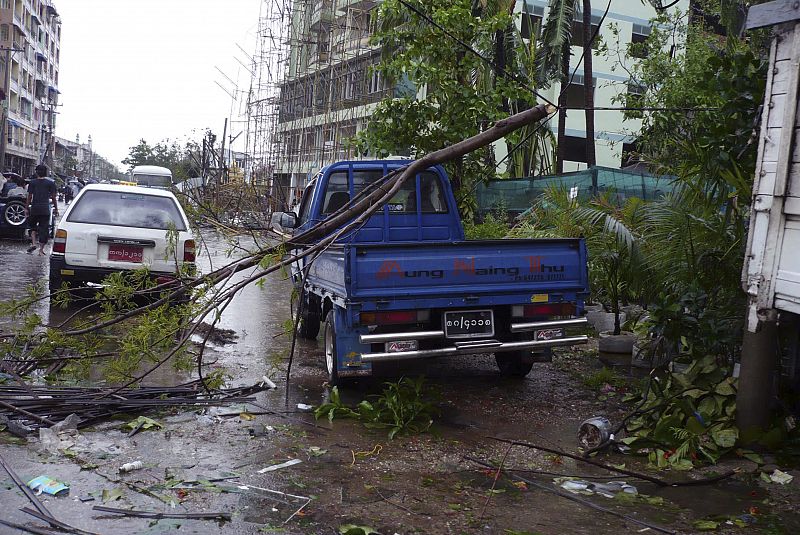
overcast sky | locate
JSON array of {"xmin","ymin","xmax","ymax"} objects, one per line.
[{"xmin": 56, "ymin": 0, "xmax": 262, "ymax": 169}]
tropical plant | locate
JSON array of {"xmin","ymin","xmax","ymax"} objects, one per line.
[
  {"xmin": 314, "ymin": 377, "xmax": 440, "ymax": 439},
  {"xmin": 512, "ymin": 186, "xmax": 648, "ymax": 334},
  {"xmin": 620, "ymin": 355, "xmax": 739, "ymax": 469}
]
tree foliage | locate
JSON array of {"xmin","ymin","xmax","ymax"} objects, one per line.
[
  {"xmin": 122, "ymin": 137, "xmax": 204, "ymax": 183},
  {"xmin": 355, "ymin": 0, "xmax": 551, "ymax": 216}
]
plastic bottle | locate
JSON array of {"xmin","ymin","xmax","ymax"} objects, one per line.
[{"xmin": 118, "ymin": 460, "xmax": 144, "ymax": 473}]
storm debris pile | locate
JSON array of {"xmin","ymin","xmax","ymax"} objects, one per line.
[{"xmin": 0, "ymin": 380, "xmax": 268, "ymax": 432}]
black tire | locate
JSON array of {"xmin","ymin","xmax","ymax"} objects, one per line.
[
  {"xmin": 323, "ymin": 309, "xmax": 342, "ymax": 386},
  {"xmin": 297, "ymin": 295, "xmax": 320, "ymax": 340},
  {"xmin": 3, "ymin": 200, "xmax": 27, "ymax": 227},
  {"xmin": 495, "ymin": 351, "xmax": 534, "ymax": 377}
]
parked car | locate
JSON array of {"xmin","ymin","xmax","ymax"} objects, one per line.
[
  {"xmin": 49, "ymin": 184, "xmax": 196, "ymax": 293},
  {"xmin": 273, "ymin": 160, "xmax": 590, "ymax": 385},
  {"xmin": 0, "ymin": 192, "xmax": 28, "ymax": 239}
]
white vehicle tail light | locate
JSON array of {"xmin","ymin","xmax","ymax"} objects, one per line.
[
  {"xmin": 53, "ymin": 229, "xmax": 67, "ymax": 253},
  {"xmin": 183, "ymin": 239, "xmax": 196, "ymax": 262}
]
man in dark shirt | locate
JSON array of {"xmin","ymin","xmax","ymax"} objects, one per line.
[{"xmin": 26, "ymin": 164, "xmax": 58, "ymax": 255}]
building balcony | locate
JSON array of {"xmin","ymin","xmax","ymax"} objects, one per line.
[
  {"xmin": 335, "ymin": 0, "xmax": 377, "ymax": 12},
  {"xmin": 310, "ymin": 0, "xmax": 333, "ymax": 29}
]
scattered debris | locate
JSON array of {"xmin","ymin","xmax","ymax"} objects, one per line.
[
  {"xmin": 194, "ymin": 321, "xmax": 238, "ymax": 345},
  {"xmin": 0, "ymin": 414, "xmax": 35, "ymax": 437},
  {"xmin": 556, "ymin": 478, "xmax": 638, "ymax": 498},
  {"xmin": 0, "ymin": 454, "xmax": 99, "ymax": 535},
  {"xmin": 466, "ymin": 455, "xmax": 675, "ymax": 534},
  {"xmin": 260, "ymin": 375, "xmax": 277, "ymax": 389},
  {"xmin": 101, "ymin": 488, "xmax": 125, "ymax": 503},
  {"xmin": 236, "ymin": 484, "xmax": 311, "ymax": 524},
  {"xmin": 119, "ymin": 460, "xmax": 144, "ymax": 473},
  {"xmin": 296, "ymin": 403, "xmax": 313, "ymax": 411},
  {"xmin": 0, "ymin": 380, "xmax": 269, "ymax": 431},
  {"xmin": 123, "ymin": 416, "xmax": 164, "ymax": 437},
  {"xmin": 27, "ymin": 475, "xmax": 69, "ymax": 496},
  {"xmin": 248, "ymin": 424, "xmax": 275, "ymax": 437},
  {"xmin": 92, "ymin": 505, "xmax": 232, "ymax": 521},
  {"xmin": 257, "ymin": 458, "xmax": 302, "ymax": 474},
  {"xmin": 339, "ymin": 525, "xmax": 380, "ymax": 535},
  {"xmin": 578, "ymin": 416, "xmax": 613, "ymax": 449},
  {"xmin": 39, "ymin": 413, "xmax": 81, "ymax": 454},
  {"xmin": 762, "ymin": 469, "xmax": 794, "ymax": 485}
]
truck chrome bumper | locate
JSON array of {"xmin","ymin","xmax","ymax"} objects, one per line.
[
  {"xmin": 358, "ymin": 317, "xmax": 588, "ymax": 344},
  {"xmin": 360, "ymin": 336, "xmax": 588, "ymax": 362},
  {"xmin": 358, "ymin": 317, "xmax": 589, "ymax": 363}
]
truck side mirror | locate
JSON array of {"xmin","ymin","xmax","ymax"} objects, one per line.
[{"xmin": 272, "ymin": 211, "xmax": 298, "ymax": 229}]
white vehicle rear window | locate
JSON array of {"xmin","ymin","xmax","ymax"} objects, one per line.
[{"xmin": 67, "ymin": 191, "xmax": 187, "ymax": 231}]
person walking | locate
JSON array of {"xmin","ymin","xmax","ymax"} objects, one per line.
[{"xmin": 26, "ymin": 164, "xmax": 58, "ymax": 255}]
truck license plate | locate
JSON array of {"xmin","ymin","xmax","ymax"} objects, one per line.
[
  {"xmin": 108, "ymin": 244, "xmax": 144, "ymax": 263},
  {"xmin": 444, "ymin": 310, "xmax": 494, "ymax": 339}
]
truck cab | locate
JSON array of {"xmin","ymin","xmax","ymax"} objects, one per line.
[
  {"xmin": 288, "ymin": 160, "xmax": 463, "ymax": 243},
  {"xmin": 275, "ymin": 160, "xmax": 590, "ymax": 385}
]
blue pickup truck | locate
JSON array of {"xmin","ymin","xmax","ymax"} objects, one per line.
[{"xmin": 276, "ymin": 160, "xmax": 590, "ymax": 385}]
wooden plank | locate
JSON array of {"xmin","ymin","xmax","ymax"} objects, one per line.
[
  {"xmin": 768, "ymin": 93, "xmax": 789, "ymax": 127},
  {"xmin": 763, "ymin": 126, "xmax": 783, "ymax": 162},
  {"xmin": 774, "ymin": 58, "xmax": 791, "ymax": 95},
  {"xmin": 747, "ymin": 0, "xmax": 800, "ymax": 30},
  {"xmin": 777, "ymin": 30, "xmax": 795, "ymax": 60}
]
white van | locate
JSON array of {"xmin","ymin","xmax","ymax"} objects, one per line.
[{"xmin": 131, "ymin": 165, "xmax": 173, "ymax": 188}]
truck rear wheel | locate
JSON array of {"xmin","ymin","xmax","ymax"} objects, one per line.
[
  {"xmin": 297, "ymin": 296, "xmax": 320, "ymax": 340},
  {"xmin": 324, "ymin": 310, "xmax": 341, "ymax": 385},
  {"xmin": 495, "ymin": 351, "xmax": 534, "ymax": 377}
]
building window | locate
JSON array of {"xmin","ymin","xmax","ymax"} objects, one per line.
[
  {"xmin": 562, "ymin": 135, "xmax": 589, "ymax": 164},
  {"xmin": 368, "ymin": 66, "xmax": 382, "ymax": 94},
  {"xmin": 520, "ymin": 4, "xmax": 544, "ymax": 40},
  {"xmin": 564, "ymin": 74, "xmax": 595, "ymax": 109},
  {"xmin": 571, "ymin": 13, "xmax": 602, "ymax": 49},
  {"xmin": 621, "ymin": 141, "xmax": 640, "ymax": 167},
  {"xmin": 630, "ymin": 23, "xmax": 651, "ymax": 59},
  {"xmin": 626, "ymin": 80, "xmax": 645, "ymax": 109}
]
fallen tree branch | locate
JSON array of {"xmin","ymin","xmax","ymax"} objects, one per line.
[
  {"xmin": 465, "ymin": 455, "xmax": 676, "ymax": 534},
  {"xmin": 489, "ymin": 437, "xmax": 736, "ymax": 487},
  {"xmin": 91, "ymin": 505, "xmax": 231, "ymax": 521}
]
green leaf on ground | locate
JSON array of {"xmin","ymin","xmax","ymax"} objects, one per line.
[
  {"xmin": 338, "ymin": 525, "xmax": 379, "ymax": 535},
  {"xmin": 692, "ymin": 519, "xmax": 719, "ymax": 531},
  {"xmin": 101, "ymin": 487, "xmax": 125, "ymax": 503}
]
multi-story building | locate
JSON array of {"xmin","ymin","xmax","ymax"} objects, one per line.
[
  {"xmin": 0, "ymin": 0, "xmax": 61, "ymax": 177},
  {"xmin": 272, "ymin": 0, "xmax": 388, "ymax": 207},
  {"xmin": 521, "ymin": 0, "xmax": 689, "ymax": 172},
  {"xmin": 271, "ymin": 0, "xmax": 687, "ymax": 205}
]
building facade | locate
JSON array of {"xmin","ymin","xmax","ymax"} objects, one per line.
[
  {"xmin": 272, "ymin": 0, "xmax": 688, "ymax": 205},
  {"xmin": 0, "ymin": 0, "xmax": 60, "ymax": 177}
]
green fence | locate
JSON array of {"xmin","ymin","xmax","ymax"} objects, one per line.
[{"xmin": 476, "ymin": 166, "xmax": 674, "ymax": 216}]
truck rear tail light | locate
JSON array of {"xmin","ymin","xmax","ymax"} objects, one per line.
[
  {"xmin": 360, "ymin": 310, "xmax": 430, "ymax": 325},
  {"xmin": 183, "ymin": 239, "xmax": 196, "ymax": 262},
  {"xmin": 53, "ymin": 229, "xmax": 67, "ymax": 253},
  {"xmin": 511, "ymin": 303, "xmax": 576, "ymax": 317}
]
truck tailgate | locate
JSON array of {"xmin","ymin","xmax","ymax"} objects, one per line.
[{"xmin": 346, "ymin": 239, "xmax": 587, "ymax": 300}]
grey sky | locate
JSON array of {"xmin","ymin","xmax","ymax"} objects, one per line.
[{"xmin": 56, "ymin": 0, "xmax": 262, "ymax": 169}]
